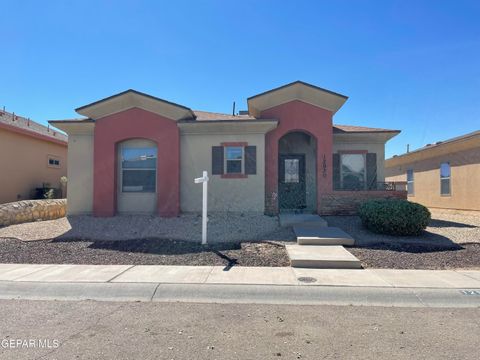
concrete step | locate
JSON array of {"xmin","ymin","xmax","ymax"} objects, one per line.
[
  {"xmin": 279, "ymin": 214, "xmax": 328, "ymax": 227},
  {"xmin": 294, "ymin": 226, "xmax": 355, "ymax": 246},
  {"xmin": 286, "ymin": 245, "xmax": 362, "ymax": 269}
]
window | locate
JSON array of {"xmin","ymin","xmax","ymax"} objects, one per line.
[
  {"xmin": 47, "ymin": 156, "xmax": 61, "ymax": 168},
  {"xmin": 407, "ymin": 169, "xmax": 414, "ymax": 195},
  {"xmin": 225, "ymin": 146, "xmax": 243, "ymax": 174},
  {"xmin": 440, "ymin": 162, "xmax": 451, "ymax": 196},
  {"xmin": 340, "ymin": 154, "xmax": 365, "ymax": 190},
  {"xmin": 121, "ymin": 147, "xmax": 157, "ymax": 192},
  {"xmin": 284, "ymin": 159, "xmax": 300, "ymax": 183}
]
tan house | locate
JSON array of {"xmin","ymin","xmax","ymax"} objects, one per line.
[
  {"xmin": 0, "ymin": 109, "xmax": 67, "ymax": 204},
  {"xmin": 50, "ymin": 81, "xmax": 406, "ymax": 217},
  {"xmin": 385, "ymin": 130, "xmax": 480, "ymax": 211}
]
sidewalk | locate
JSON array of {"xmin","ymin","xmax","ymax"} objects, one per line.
[{"xmin": 0, "ymin": 263, "xmax": 480, "ymax": 288}]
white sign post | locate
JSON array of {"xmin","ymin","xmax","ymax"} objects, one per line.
[{"xmin": 194, "ymin": 171, "xmax": 209, "ymax": 245}]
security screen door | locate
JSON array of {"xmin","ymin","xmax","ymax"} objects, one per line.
[{"xmin": 278, "ymin": 154, "xmax": 306, "ymax": 210}]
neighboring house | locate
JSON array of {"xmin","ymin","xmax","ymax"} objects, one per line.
[
  {"xmin": 0, "ymin": 109, "xmax": 67, "ymax": 204},
  {"xmin": 385, "ymin": 130, "xmax": 480, "ymax": 212},
  {"xmin": 50, "ymin": 81, "xmax": 405, "ymax": 217}
]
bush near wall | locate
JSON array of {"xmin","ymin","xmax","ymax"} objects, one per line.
[
  {"xmin": 358, "ymin": 199, "xmax": 431, "ymax": 236},
  {"xmin": 0, "ymin": 199, "xmax": 66, "ymax": 227}
]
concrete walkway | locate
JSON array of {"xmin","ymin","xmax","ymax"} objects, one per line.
[
  {"xmin": 1, "ymin": 264, "xmax": 480, "ymax": 288},
  {"xmin": 283, "ymin": 213, "xmax": 361, "ymax": 268}
]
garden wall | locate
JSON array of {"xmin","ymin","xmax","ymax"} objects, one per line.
[
  {"xmin": 0, "ymin": 199, "xmax": 66, "ymax": 227},
  {"xmin": 319, "ymin": 191, "xmax": 407, "ymax": 215}
]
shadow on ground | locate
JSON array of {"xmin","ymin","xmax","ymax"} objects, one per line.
[
  {"xmin": 428, "ymin": 219, "xmax": 477, "ymax": 228},
  {"xmin": 53, "ymin": 237, "xmax": 242, "ymax": 255}
]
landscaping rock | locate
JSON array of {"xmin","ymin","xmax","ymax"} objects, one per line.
[{"xmin": 0, "ymin": 199, "xmax": 66, "ymax": 227}]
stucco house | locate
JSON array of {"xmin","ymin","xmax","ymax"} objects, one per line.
[
  {"xmin": 50, "ymin": 81, "xmax": 405, "ymax": 217},
  {"xmin": 0, "ymin": 109, "xmax": 67, "ymax": 204},
  {"xmin": 386, "ymin": 130, "xmax": 480, "ymax": 211}
]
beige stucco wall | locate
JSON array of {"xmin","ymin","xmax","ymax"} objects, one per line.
[
  {"xmin": 385, "ymin": 146, "xmax": 480, "ymax": 211},
  {"xmin": 0, "ymin": 128, "xmax": 67, "ymax": 204},
  {"xmin": 66, "ymin": 133, "xmax": 94, "ymax": 214},
  {"xmin": 180, "ymin": 133, "xmax": 266, "ymax": 212},
  {"xmin": 333, "ymin": 135, "xmax": 386, "ymax": 181}
]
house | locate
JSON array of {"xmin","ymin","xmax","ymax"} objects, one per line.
[
  {"xmin": 49, "ymin": 81, "xmax": 405, "ymax": 217},
  {"xmin": 385, "ymin": 130, "xmax": 480, "ymax": 212},
  {"xmin": 0, "ymin": 109, "xmax": 67, "ymax": 204}
]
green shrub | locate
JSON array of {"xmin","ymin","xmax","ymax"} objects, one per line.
[{"xmin": 358, "ymin": 199, "xmax": 430, "ymax": 236}]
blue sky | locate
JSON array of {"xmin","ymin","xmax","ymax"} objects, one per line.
[{"xmin": 1, "ymin": 0, "xmax": 479, "ymax": 157}]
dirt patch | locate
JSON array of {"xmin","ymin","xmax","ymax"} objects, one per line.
[{"xmin": 0, "ymin": 238, "xmax": 291, "ymax": 267}]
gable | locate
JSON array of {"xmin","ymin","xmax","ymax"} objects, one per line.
[
  {"xmin": 75, "ymin": 89, "xmax": 195, "ymax": 121},
  {"xmin": 247, "ymin": 81, "xmax": 348, "ymax": 117}
]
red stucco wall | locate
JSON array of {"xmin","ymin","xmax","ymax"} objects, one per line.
[
  {"xmin": 93, "ymin": 107, "xmax": 180, "ymax": 217},
  {"xmin": 263, "ymin": 100, "xmax": 333, "ymax": 214}
]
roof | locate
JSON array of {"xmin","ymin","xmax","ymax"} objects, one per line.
[
  {"xmin": 247, "ymin": 80, "xmax": 348, "ymax": 116},
  {"xmin": 76, "ymin": 89, "xmax": 192, "ymax": 113},
  {"xmin": 248, "ymin": 80, "xmax": 348, "ymax": 101},
  {"xmin": 333, "ymin": 124, "xmax": 401, "ymax": 134},
  {"xmin": 50, "ymin": 112, "xmax": 399, "ymax": 134},
  {"xmin": 193, "ymin": 110, "xmax": 256, "ymax": 121},
  {"xmin": 0, "ymin": 109, "xmax": 68, "ymax": 144},
  {"xmin": 191, "ymin": 112, "xmax": 398, "ymax": 133},
  {"xmin": 75, "ymin": 89, "xmax": 196, "ymax": 121},
  {"xmin": 388, "ymin": 130, "xmax": 480, "ymax": 161},
  {"xmin": 49, "ymin": 118, "xmax": 94, "ymax": 124}
]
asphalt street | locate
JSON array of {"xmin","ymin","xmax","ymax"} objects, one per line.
[{"xmin": 0, "ymin": 299, "xmax": 478, "ymax": 360}]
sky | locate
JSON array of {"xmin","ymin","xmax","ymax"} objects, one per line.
[{"xmin": 1, "ymin": 0, "xmax": 479, "ymax": 158}]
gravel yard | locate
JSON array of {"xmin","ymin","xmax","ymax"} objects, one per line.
[
  {"xmin": 0, "ymin": 212, "xmax": 295, "ymax": 243},
  {"xmin": 0, "ymin": 209, "xmax": 479, "ymax": 269},
  {"xmin": 327, "ymin": 209, "xmax": 480, "ymax": 270},
  {"xmin": 0, "ymin": 238, "xmax": 291, "ymax": 267},
  {"xmin": 0, "ymin": 213, "xmax": 294, "ymax": 266}
]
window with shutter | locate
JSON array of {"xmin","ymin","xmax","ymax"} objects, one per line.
[
  {"xmin": 245, "ymin": 146, "xmax": 257, "ymax": 175},
  {"xmin": 211, "ymin": 143, "xmax": 256, "ymax": 178},
  {"xmin": 212, "ymin": 146, "xmax": 224, "ymax": 175},
  {"xmin": 366, "ymin": 153, "xmax": 377, "ymax": 190}
]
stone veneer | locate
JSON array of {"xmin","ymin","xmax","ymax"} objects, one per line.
[
  {"xmin": 0, "ymin": 199, "xmax": 66, "ymax": 227},
  {"xmin": 319, "ymin": 191, "xmax": 407, "ymax": 215}
]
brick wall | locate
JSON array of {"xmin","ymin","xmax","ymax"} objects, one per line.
[{"xmin": 319, "ymin": 191, "xmax": 407, "ymax": 215}]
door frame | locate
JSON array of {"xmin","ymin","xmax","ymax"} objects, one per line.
[{"xmin": 278, "ymin": 153, "xmax": 306, "ymax": 210}]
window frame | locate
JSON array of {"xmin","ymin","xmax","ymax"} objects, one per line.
[
  {"xmin": 120, "ymin": 146, "xmax": 157, "ymax": 193},
  {"xmin": 406, "ymin": 169, "xmax": 414, "ymax": 196},
  {"xmin": 47, "ymin": 155, "xmax": 61, "ymax": 169},
  {"xmin": 340, "ymin": 153, "xmax": 366, "ymax": 190},
  {"xmin": 440, "ymin": 162, "xmax": 451, "ymax": 196},
  {"xmin": 224, "ymin": 146, "xmax": 244, "ymax": 175}
]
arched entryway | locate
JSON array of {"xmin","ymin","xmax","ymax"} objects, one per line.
[
  {"xmin": 117, "ymin": 138, "xmax": 158, "ymax": 214},
  {"xmin": 278, "ymin": 131, "xmax": 317, "ymax": 212}
]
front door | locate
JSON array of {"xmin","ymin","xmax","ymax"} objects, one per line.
[{"xmin": 278, "ymin": 154, "xmax": 306, "ymax": 210}]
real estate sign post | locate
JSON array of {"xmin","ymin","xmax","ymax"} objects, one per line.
[{"xmin": 194, "ymin": 171, "xmax": 209, "ymax": 245}]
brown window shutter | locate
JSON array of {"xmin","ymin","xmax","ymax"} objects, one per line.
[
  {"xmin": 366, "ymin": 153, "xmax": 377, "ymax": 190},
  {"xmin": 332, "ymin": 153, "xmax": 340, "ymax": 190},
  {"xmin": 212, "ymin": 146, "xmax": 224, "ymax": 175},
  {"xmin": 244, "ymin": 146, "xmax": 257, "ymax": 175}
]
